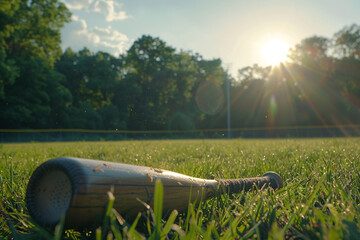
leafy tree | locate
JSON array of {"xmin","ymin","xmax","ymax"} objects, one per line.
[
  {"xmin": 56, "ymin": 48, "xmax": 127, "ymax": 129},
  {"xmin": 122, "ymin": 35, "xmax": 229, "ymax": 131},
  {"xmin": 59, "ymin": 48, "xmax": 121, "ymax": 108},
  {"xmin": 193, "ymin": 58, "xmax": 229, "ymax": 129},
  {"xmin": 0, "ymin": 57, "xmax": 72, "ymax": 128},
  {"xmin": 123, "ymin": 35, "xmax": 179, "ymax": 130},
  {"xmin": 6, "ymin": 0, "xmax": 71, "ymax": 65},
  {"xmin": 333, "ymin": 24, "xmax": 360, "ymax": 59},
  {"xmin": 0, "ymin": 0, "xmax": 71, "ymax": 128},
  {"xmin": 288, "ymin": 36, "xmax": 330, "ymax": 67},
  {"xmin": 0, "ymin": 0, "xmax": 20, "ymax": 99},
  {"xmin": 231, "ymin": 77, "xmax": 267, "ymax": 127},
  {"xmin": 331, "ymin": 24, "xmax": 360, "ymax": 118},
  {"xmin": 45, "ymin": 70, "xmax": 72, "ymax": 128},
  {"xmin": 69, "ymin": 101, "xmax": 101, "ymax": 129},
  {"xmin": 237, "ymin": 64, "xmax": 271, "ymax": 83}
]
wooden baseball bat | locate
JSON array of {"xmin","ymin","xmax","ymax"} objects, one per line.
[{"xmin": 26, "ymin": 157, "xmax": 283, "ymax": 229}]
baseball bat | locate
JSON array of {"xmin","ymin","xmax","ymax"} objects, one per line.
[{"xmin": 26, "ymin": 157, "xmax": 283, "ymax": 229}]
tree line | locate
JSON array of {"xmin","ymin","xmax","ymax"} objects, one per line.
[{"xmin": 0, "ymin": 0, "xmax": 359, "ymax": 131}]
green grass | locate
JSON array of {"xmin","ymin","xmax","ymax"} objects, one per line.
[{"xmin": 1, "ymin": 138, "xmax": 360, "ymax": 239}]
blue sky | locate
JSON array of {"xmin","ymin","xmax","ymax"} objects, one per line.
[{"xmin": 60, "ymin": 0, "xmax": 360, "ymax": 77}]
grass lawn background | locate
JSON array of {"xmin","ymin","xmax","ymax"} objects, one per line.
[{"xmin": 1, "ymin": 138, "xmax": 360, "ymax": 239}]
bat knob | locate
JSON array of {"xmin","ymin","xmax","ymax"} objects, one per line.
[{"xmin": 262, "ymin": 171, "xmax": 283, "ymax": 189}]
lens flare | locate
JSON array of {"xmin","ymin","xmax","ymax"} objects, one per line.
[
  {"xmin": 268, "ymin": 94, "xmax": 277, "ymax": 125},
  {"xmin": 195, "ymin": 81, "xmax": 225, "ymax": 115}
]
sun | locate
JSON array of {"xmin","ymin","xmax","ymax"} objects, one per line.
[{"xmin": 262, "ymin": 39, "xmax": 289, "ymax": 66}]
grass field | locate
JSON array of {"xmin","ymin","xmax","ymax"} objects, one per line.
[{"xmin": 1, "ymin": 138, "xmax": 360, "ymax": 239}]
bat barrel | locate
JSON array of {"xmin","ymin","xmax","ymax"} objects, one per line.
[
  {"xmin": 218, "ymin": 171, "xmax": 283, "ymax": 194},
  {"xmin": 26, "ymin": 157, "xmax": 214, "ymax": 229}
]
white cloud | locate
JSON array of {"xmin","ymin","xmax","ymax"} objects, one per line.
[
  {"xmin": 62, "ymin": 0, "xmax": 94, "ymax": 10},
  {"xmin": 70, "ymin": 15, "xmax": 79, "ymax": 21},
  {"xmin": 61, "ymin": 16, "xmax": 129, "ymax": 56},
  {"xmin": 94, "ymin": 26, "xmax": 128, "ymax": 42},
  {"xmin": 93, "ymin": 0, "xmax": 129, "ymax": 22},
  {"xmin": 61, "ymin": 0, "xmax": 129, "ymax": 21}
]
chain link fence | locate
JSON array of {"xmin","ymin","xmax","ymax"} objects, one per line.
[{"xmin": 0, "ymin": 125, "xmax": 359, "ymax": 142}]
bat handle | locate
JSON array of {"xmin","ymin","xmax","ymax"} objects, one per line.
[{"xmin": 218, "ymin": 172, "xmax": 283, "ymax": 194}]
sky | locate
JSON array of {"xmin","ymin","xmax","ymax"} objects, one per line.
[{"xmin": 60, "ymin": 0, "xmax": 360, "ymax": 77}]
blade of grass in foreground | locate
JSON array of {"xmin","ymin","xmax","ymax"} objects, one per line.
[
  {"xmin": 54, "ymin": 215, "xmax": 65, "ymax": 240},
  {"xmin": 161, "ymin": 210, "xmax": 178, "ymax": 240},
  {"xmin": 151, "ymin": 180, "xmax": 164, "ymax": 240},
  {"xmin": 101, "ymin": 190, "xmax": 115, "ymax": 239}
]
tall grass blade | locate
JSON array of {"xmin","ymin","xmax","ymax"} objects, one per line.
[
  {"xmin": 161, "ymin": 210, "xmax": 178, "ymax": 240},
  {"xmin": 152, "ymin": 180, "xmax": 164, "ymax": 239}
]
